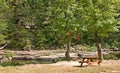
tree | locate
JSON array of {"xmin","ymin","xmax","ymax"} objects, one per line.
[
  {"xmin": 4, "ymin": 0, "xmax": 32, "ymax": 50},
  {"xmin": 79, "ymin": 0, "xmax": 118, "ymax": 60},
  {"xmin": 0, "ymin": 0, "xmax": 9, "ymax": 44},
  {"xmin": 50, "ymin": 0, "xmax": 85, "ymax": 60}
]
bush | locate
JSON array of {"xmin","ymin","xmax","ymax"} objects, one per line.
[
  {"xmin": 0, "ymin": 51, "xmax": 14, "ymax": 63},
  {"xmin": 0, "ymin": 61, "xmax": 24, "ymax": 67},
  {"xmin": 103, "ymin": 54, "xmax": 116, "ymax": 60},
  {"xmin": 103, "ymin": 52, "xmax": 120, "ymax": 60},
  {"xmin": 115, "ymin": 52, "xmax": 120, "ymax": 59},
  {"xmin": 5, "ymin": 51, "xmax": 14, "ymax": 58},
  {"xmin": 0, "ymin": 60, "xmax": 39, "ymax": 67},
  {"xmin": 81, "ymin": 45, "xmax": 96, "ymax": 52}
]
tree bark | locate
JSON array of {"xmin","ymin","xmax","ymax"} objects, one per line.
[
  {"xmin": 95, "ymin": 31, "xmax": 103, "ymax": 60},
  {"xmin": 65, "ymin": 32, "xmax": 71, "ymax": 60}
]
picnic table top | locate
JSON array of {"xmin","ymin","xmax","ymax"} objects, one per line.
[{"xmin": 82, "ymin": 56, "xmax": 98, "ymax": 59}]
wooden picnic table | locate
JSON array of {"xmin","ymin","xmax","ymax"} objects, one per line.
[{"xmin": 79, "ymin": 56, "xmax": 101, "ymax": 66}]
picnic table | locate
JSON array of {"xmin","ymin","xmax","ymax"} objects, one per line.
[{"xmin": 79, "ymin": 56, "xmax": 102, "ymax": 66}]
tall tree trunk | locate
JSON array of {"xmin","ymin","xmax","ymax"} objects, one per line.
[
  {"xmin": 65, "ymin": 32, "xmax": 71, "ymax": 60},
  {"xmin": 95, "ymin": 31, "xmax": 103, "ymax": 60}
]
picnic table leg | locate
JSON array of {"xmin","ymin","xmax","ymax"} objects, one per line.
[
  {"xmin": 98, "ymin": 60, "xmax": 102, "ymax": 65},
  {"xmin": 80, "ymin": 58, "xmax": 85, "ymax": 66}
]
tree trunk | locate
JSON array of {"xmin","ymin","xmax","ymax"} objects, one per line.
[
  {"xmin": 95, "ymin": 31, "xmax": 103, "ymax": 60},
  {"xmin": 65, "ymin": 32, "xmax": 71, "ymax": 60}
]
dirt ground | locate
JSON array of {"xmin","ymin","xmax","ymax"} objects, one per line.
[
  {"xmin": 20, "ymin": 60, "xmax": 120, "ymax": 68},
  {"xmin": 0, "ymin": 60, "xmax": 120, "ymax": 73}
]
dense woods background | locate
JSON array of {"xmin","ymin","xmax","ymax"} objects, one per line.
[{"xmin": 0, "ymin": 0, "xmax": 119, "ymax": 52}]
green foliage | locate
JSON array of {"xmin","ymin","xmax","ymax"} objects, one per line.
[
  {"xmin": 103, "ymin": 53, "xmax": 117, "ymax": 60},
  {"xmin": 103, "ymin": 52, "xmax": 120, "ymax": 60},
  {"xmin": 0, "ymin": 59, "xmax": 40, "ymax": 66},
  {"xmin": 79, "ymin": 0, "xmax": 118, "ymax": 36},
  {"xmin": 103, "ymin": 32, "xmax": 120, "ymax": 49},
  {"xmin": 5, "ymin": 51, "xmax": 14, "ymax": 58},
  {"xmin": 81, "ymin": 45, "xmax": 96, "ymax": 52},
  {"xmin": 0, "ymin": 20, "xmax": 8, "ymax": 44},
  {"xmin": 0, "ymin": 0, "xmax": 119, "ymax": 50},
  {"xmin": 0, "ymin": 60, "xmax": 55, "ymax": 67},
  {"xmin": 0, "ymin": 1, "xmax": 8, "ymax": 44},
  {"xmin": 0, "ymin": 61, "xmax": 24, "ymax": 67},
  {"xmin": 0, "ymin": 61, "xmax": 37, "ymax": 67},
  {"xmin": 115, "ymin": 52, "xmax": 120, "ymax": 59}
]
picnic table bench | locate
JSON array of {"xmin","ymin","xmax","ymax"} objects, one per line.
[{"xmin": 79, "ymin": 56, "xmax": 102, "ymax": 66}]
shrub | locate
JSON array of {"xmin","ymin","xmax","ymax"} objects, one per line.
[
  {"xmin": 103, "ymin": 52, "xmax": 120, "ymax": 60},
  {"xmin": 0, "ymin": 61, "xmax": 24, "ymax": 67},
  {"xmin": 103, "ymin": 53, "xmax": 117, "ymax": 60},
  {"xmin": 115, "ymin": 52, "xmax": 120, "ymax": 59},
  {"xmin": 5, "ymin": 51, "xmax": 14, "ymax": 58}
]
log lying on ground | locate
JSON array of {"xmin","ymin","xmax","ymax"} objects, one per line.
[
  {"xmin": 0, "ymin": 50, "xmax": 79, "ymax": 63},
  {"xmin": 12, "ymin": 55, "xmax": 60, "ymax": 63}
]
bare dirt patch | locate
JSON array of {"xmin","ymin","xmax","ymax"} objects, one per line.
[
  {"xmin": 18, "ymin": 60, "xmax": 120, "ymax": 68},
  {"xmin": 50, "ymin": 60, "xmax": 120, "ymax": 67}
]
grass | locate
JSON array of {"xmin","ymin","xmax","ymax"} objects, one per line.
[
  {"xmin": 0, "ymin": 60, "xmax": 39, "ymax": 67},
  {"xmin": 0, "ymin": 63, "xmax": 120, "ymax": 73}
]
